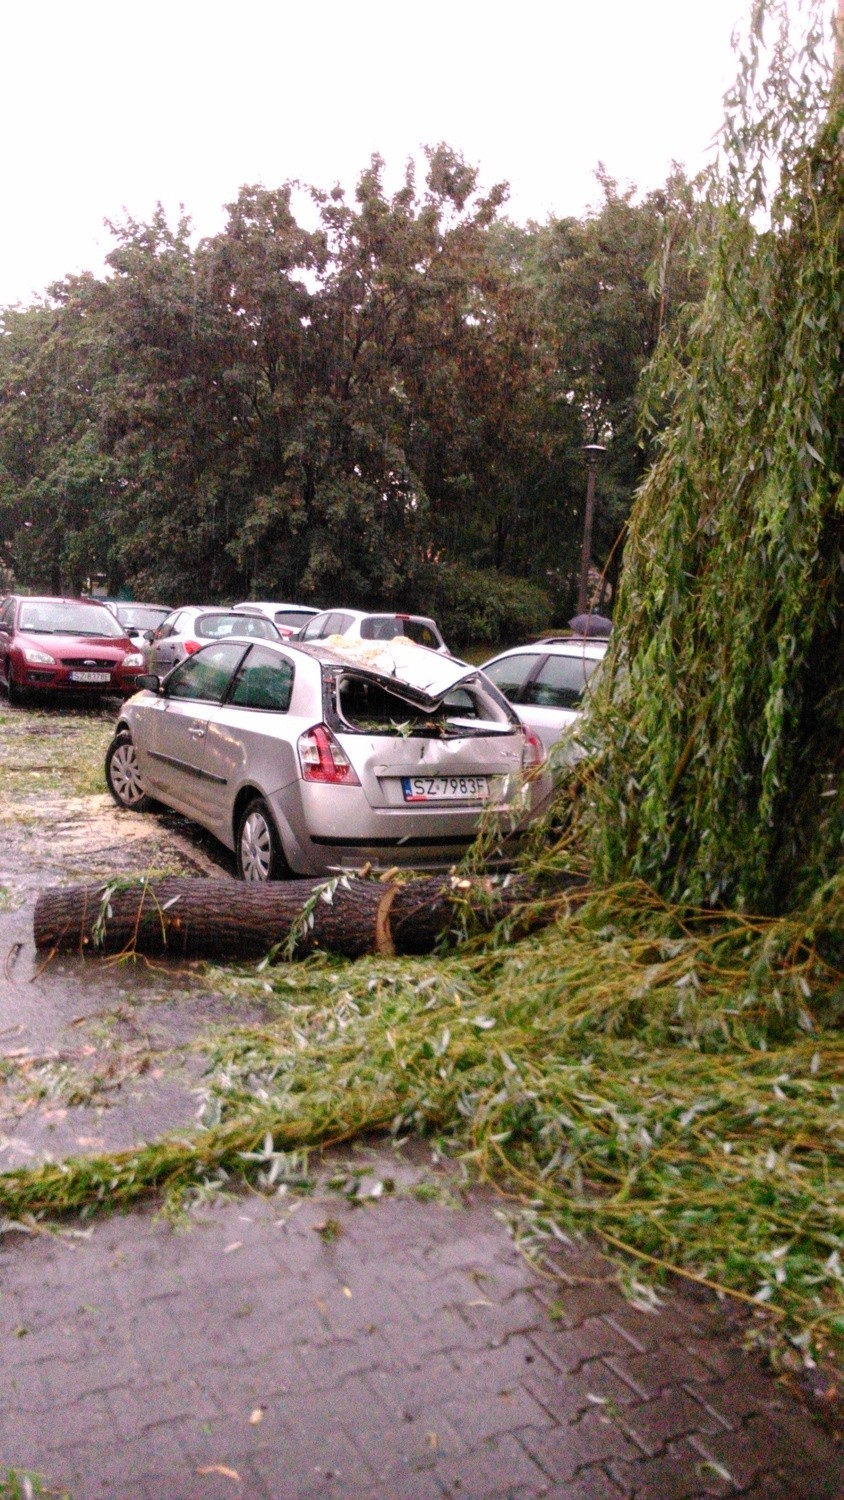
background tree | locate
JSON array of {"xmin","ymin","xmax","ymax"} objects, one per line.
[
  {"xmin": 520, "ymin": 166, "xmax": 713, "ymax": 602},
  {"xmin": 0, "ymin": 148, "xmax": 711, "ymax": 633}
]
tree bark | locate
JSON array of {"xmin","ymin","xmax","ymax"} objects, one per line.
[{"xmin": 33, "ymin": 871, "xmax": 580, "ymax": 962}]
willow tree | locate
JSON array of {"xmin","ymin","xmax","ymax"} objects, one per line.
[{"xmin": 582, "ymin": 0, "xmax": 843, "ymax": 917}]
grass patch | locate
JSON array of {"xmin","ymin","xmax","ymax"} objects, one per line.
[
  {"xmin": 2, "ymin": 883, "xmax": 842, "ymax": 1364},
  {"xmin": 0, "ymin": 704, "xmax": 116, "ymax": 800}
]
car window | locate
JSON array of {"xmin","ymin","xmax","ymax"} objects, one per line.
[
  {"xmin": 337, "ymin": 676, "xmax": 436, "ymax": 732},
  {"xmin": 117, "ymin": 606, "xmax": 168, "ymax": 631},
  {"xmin": 158, "ymin": 613, "xmax": 182, "ymax": 638},
  {"xmin": 238, "ymin": 616, "xmax": 279, "ymax": 639},
  {"xmin": 442, "ymin": 687, "xmax": 480, "ymax": 717},
  {"xmin": 166, "ymin": 642, "xmax": 247, "ymax": 703},
  {"xmin": 400, "ymin": 620, "xmax": 442, "ymax": 650},
  {"xmin": 300, "ymin": 613, "xmax": 329, "ymax": 641},
  {"xmin": 320, "ymin": 612, "xmax": 352, "ymax": 636},
  {"xmin": 274, "ymin": 610, "xmax": 316, "ymax": 629},
  {"xmin": 360, "ymin": 617, "xmax": 401, "ymax": 642},
  {"xmin": 520, "ymin": 653, "xmax": 599, "ymax": 710},
  {"xmin": 229, "ymin": 646, "xmax": 294, "ymax": 711},
  {"xmin": 482, "ymin": 653, "xmax": 543, "ymax": 704},
  {"xmin": 196, "ymin": 613, "xmax": 248, "ymax": 639}
]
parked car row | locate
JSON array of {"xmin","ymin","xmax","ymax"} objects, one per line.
[{"xmin": 2, "ymin": 588, "xmax": 610, "ymax": 884}]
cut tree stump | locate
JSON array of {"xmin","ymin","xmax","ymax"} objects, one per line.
[{"xmin": 33, "ymin": 870, "xmax": 582, "ymax": 962}]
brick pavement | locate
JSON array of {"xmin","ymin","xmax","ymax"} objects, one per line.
[{"xmin": 1, "ymin": 1155, "xmax": 841, "ymax": 1500}]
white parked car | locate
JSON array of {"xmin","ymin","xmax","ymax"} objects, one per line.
[
  {"xmin": 480, "ymin": 636, "xmax": 609, "ymax": 763},
  {"xmin": 105, "ymin": 636, "xmax": 549, "ymax": 880},
  {"xmin": 293, "ymin": 609, "xmax": 448, "ymax": 654},
  {"xmin": 232, "ymin": 601, "xmax": 319, "ymax": 638}
]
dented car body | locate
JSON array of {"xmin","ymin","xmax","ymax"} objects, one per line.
[{"xmin": 105, "ymin": 636, "xmax": 550, "ymax": 880}]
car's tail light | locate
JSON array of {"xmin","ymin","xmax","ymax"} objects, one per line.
[
  {"xmin": 520, "ymin": 726, "xmax": 546, "ymax": 771},
  {"xmin": 184, "ymin": 640, "xmax": 201, "ymax": 655},
  {"xmin": 298, "ymin": 724, "xmax": 361, "ymax": 785}
]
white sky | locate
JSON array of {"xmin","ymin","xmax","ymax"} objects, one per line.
[{"xmin": 1, "ymin": 0, "xmax": 755, "ymax": 308}]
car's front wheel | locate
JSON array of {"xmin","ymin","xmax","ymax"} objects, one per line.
[
  {"xmin": 236, "ymin": 798, "xmax": 288, "ymax": 881},
  {"xmin": 105, "ymin": 731, "xmax": 154, "ymax": 812},
  {"xmin": 4, "ymin": 658, "xmax": 23, "ymax": 705}
]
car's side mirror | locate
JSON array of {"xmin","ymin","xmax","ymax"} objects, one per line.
[{"xmin": 137, "ymin": 673, "xmax": 161, "ymax": 693}]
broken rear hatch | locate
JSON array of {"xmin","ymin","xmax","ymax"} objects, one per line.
[{"xmin": 310, "ymin": 638, "xmax": 540, "ymax": 811}]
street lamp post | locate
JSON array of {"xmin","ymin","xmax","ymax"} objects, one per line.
[{"xmin": 577, "ymin": 444, "xmax": 606, "ymax": 615}]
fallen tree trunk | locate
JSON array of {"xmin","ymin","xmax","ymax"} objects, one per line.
[{"xmin": 33, "ymin": 870, "xmax": 582, "ymax": 962}]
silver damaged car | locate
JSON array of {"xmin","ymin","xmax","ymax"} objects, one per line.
[{"xmin": 104, "ymin": 636, "xmax": 550, "ymax": 880}]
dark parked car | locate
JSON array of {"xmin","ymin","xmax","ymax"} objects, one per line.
[
  {"xmin": 148, "ymin": 607, "xmax": 281, "ymax": 675},
  {"xmin": 0, "ymin": 595, "xmax": 147, "ymax": 701},
  {"xmin": 103, "ymin": 602, "xmax": 172, "ymax": 643}
]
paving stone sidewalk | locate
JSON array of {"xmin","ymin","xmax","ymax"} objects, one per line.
[{"xmin": 1, "ymin": 1158, "xmax": 841, "ymax": 1500}]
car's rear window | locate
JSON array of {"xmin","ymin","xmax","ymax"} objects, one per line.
[
  {"xmin": 197, "ymin": 613, "xmax": 277, "ymax": 640},
  {"xmin": 336, "ymin": 677, "xmax": 501, "ymax": 735},
  {"xmin": 359, "ymin": 617, "xmax": 442, "ymax": 649}
]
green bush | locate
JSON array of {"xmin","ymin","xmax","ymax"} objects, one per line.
[{"xmin": 417, "ymin": 564, "xmax": 551, "ymax": 649}]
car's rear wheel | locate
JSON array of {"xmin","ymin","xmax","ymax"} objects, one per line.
[
  {"xmin": 237, "ymin": 798, "xmax": 288, "ymax": 882},
  {"xmin": 105, "ymin": 731, "xmax": 154, "ymax": 812}
]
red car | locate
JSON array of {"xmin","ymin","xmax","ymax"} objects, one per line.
[{"xmin": 0, "ymin": 595, "xmax": 148, "ymax": 701}]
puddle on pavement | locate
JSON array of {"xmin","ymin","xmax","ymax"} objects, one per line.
[{"xmin": 0, "ymin": 698, "xmax": 269, "ymax": 1171}]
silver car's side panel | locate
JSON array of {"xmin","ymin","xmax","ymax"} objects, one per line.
[{"xmin": 130, "ymin": 695, "xmax": 211, "ymax": 814}]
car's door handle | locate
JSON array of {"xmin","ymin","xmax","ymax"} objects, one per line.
[{"xmin": 188, "ymin": 725, "xmax": 205, "ymax": 740}]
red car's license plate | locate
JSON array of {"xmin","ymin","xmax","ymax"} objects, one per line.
[
  {"xmin": 402, "ymin": 775, "xmax": 490, "ymax": 802},
  {"xmin": 69, "ymin": 671, "xmax": 112, "ymax": 684}
]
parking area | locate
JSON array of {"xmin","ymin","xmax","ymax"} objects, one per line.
[{"xmin": 0, "ymin": 694, "xmax": 842, "ymax": 1499}]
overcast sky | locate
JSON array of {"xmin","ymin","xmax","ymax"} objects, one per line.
[{"xmin": 1, "ymin": 0, "xmax": 757, "ymax": 308}]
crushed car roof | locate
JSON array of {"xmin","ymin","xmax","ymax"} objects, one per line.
[{"xmin": 299, "ymin": 635, "xmax": 482, "ymax": 710}]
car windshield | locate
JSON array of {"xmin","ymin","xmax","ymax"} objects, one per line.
[{"xmin": 18, "ymin": 602, "xmax": 124, "ymax": 637}]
